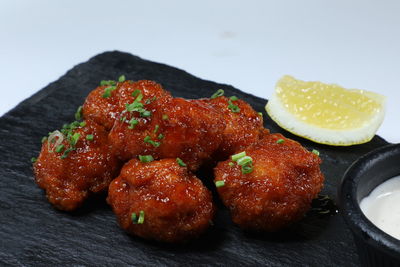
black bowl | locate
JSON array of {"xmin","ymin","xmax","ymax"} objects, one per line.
[{"xmin": 339, "ymin": 143, "xmax": 400, "ymax": 266}]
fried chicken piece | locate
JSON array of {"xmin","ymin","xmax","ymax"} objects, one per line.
[
  {"xmin": 109, "ymin": 96, "xmax": 224, "ymax": 171},
  {"xmin": 33, "ymin": 120, "xmax": 121, "ymax": 211},
  {"xmin": 82, "ymin": 80, "xmax": 172, "ymax": 130},
  {"xmin": 201, "ymin": 95, "xmax": 264, "ymax": 160},
  {"xmin": 214, "ymin": 133, "xmax": 324, "ymax": 231},
  {"xmin": 107, "ymin": 158, "xmax": 215, "ymax": 243}
]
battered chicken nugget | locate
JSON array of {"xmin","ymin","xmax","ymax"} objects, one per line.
[
  {"xmin": 107, "ymin": 158, "xmax": 215, "ymax": 243},
  {"xmin": 214, "ymin": 133, "xmax": 324, "ymax": 231},
  {"xmin": 82, "ymin": 79, "xmax": 171, "ymax": 130},
  {"xmin": 201, "ymin": 94, "xmax": 264, "ymax": 160},
  {"xmin": 109, "ymin": 96, "xmax": 224, "ymax": 171},
  {"xmin": 33, "ymin": 120, "xmax": 121, "ymax": 211}
]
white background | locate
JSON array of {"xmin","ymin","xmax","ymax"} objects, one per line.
[{"xmin": 1, "ymin": 0, "xmax": 399, "ymax": 143}]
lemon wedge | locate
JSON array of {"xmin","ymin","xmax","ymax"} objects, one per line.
[{"xmin": 265, "ymin": 75, "xmax": 386, "ymax": 146}]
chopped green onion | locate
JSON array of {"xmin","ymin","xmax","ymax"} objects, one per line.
[
  {"xmin": 154, "ymin": 125, "xmax": 159, "ymax": 133},
  {"xmin": 231, "ymin": 151, "xmax": 246, "ymax": 162},
  {"xmin": 176, "ymin": 158, "xmax": 186, "ymax": 167},
  {"xmin": 135, "ymin": 93, "xmax": 143, "ymax": 102},
  {"xmin": 228, "ymin": 162, "xmax": 234, "ymax": 167},
  {"xmin": 75, "ymin": 106, "xmax": 83, "ymax": 121},
  {"xmin": 258, "ymin": 112, "xmax": 263, "ymax": 117},
  {"xmin": 41, "ymin": 136, "xmax": 47, "ymax": 143},
  {"xmin": 158, "ymin": 134, "xmax": 164, "ymax": 140},
  {"xmin": 70, "ymin": 133, "xmax": 80, "ymax": 146},
  {"xmin": 55, "ymin": 144, "xmax": 65, "ymax": 153},
  {"xmin": 61, "ymin": 148, "xmax": 74, "ymax": 159},
  {"xmin": 139, "ymin": 155, "xmax": 154, "ymax": 163},
  {"xmin": 237, "ymin": 156, "xmax": 252, "ymax": 166},
  {"xmin": 144, "ymin": 136, "xmax": 160, "ymax": 147},
  {"xmin": 241, "ymin": 164, "xmax": 253, "ymax": 174},
  {"xmin": 162, "ymin": 114, "xmax": 169, "ymax": 120},
  {"xmin": 131, "ymin": 213, "xmax": 137, "ymax": 224},
  {"xmin": 215, "ymin": 181, "xmax": 225, "ymax": 188},
  {"xmin": 102, "ymin": 85, "xmax": 117, "ymax": 98},
  {"xmin": 86, "ymin": 134, "xmax": 94, "ymax": 141},
  {"xmin": 132, "ymin": 89, "xmax": 141, "ymax": 97},
  {"xmin": 138, "ymin": 210, "xmax": 145, "ymax": 224},
  {"xmin": 125, "ymin": 101, "xmax": 144, "ymax": 112},
  {"xmin": 145, "ymin": 96, "xmax": 157, "ymax": 105},
  {"xmin": 210, "ymin": 89, "xmax": 224, "ymax": 99},
  {"xmin": 118, "ymin": 75, "xmax": 126, "ymax": 82},
  {"xmin": 31, "ymin": 157, "xmax": 37, "ymax": 163},
  {"xmin": 230, "ymin": 96, "xmax": 238, "ymax": 101},
  {"xmin": 228, "ymin": 99, "xmax": 240, "ymax": 113},
  {"xmin": 276, "ymin": 139, "xmax": 284, "ymax": 144},
  {"xmin": 312, "ymin": 149, "xmax": 320, "ymax": 156},
  {"xmin": 128, "ymin": 118, "xmax": 138, "ymax": 129},
  {"xmin": 100, "ymin": 80, "xmax": 116, "ymax": 86},
  {"xmin": 141, "ymin": 110, "xmax": 151, "ymax": 117},
  {"xmin": 120, "ymin": 116, "xmax": 127, "ymax": 122},
  {"xmin": 79, "ymin": 121, "xmax": 86, "ymax": 127}
]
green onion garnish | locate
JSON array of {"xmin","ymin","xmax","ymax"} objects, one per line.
[
  {"xmin": 162, "ymin": 114, "xmax": 169, "ymax": 120},
  {"xmin": 131, "ymin": 211, "xmax": 144, "ymax": 224},
  {"xmin": 241, "ymin": 164, "xmax": 253, "ymax": 174},
  {"xmin": 312, "ymin": 149, "xmax": 320, "ymax": 156},
  {"xmin": 215, "ymin": 181, "xmax": 225, "ymax": 188},
  {"xmin": 41, "ymin": 136, "xmax": 47, "ymax": 143},
  {"xmin": 79, "ymin": 121, "xmax": 86, "ymax": 127},
  {"xmin": 237, "ymin": 156, "xmax": 252, "ymax": 166},
  {"xmin": 154, "ymin": 125, "xmax": 159, "ymax": 133},
  {"xmin": 100, "ymin": 80, "xmax": 116, "ymax": 86},
  {"xmin": 132, "ymin": 89, "xmax": 141, "ymax": 97},
  {"xmin": 231, "ymin": 151, "xmax": 253, "ymax": 174},
  {"xmin": 158, "ymin": 134, "xmax": 164, "ymax": 140},
  {"xmin": 176, "ymin": 158, "xmax": 186, "ymax": 167},
  {"xmin": 230, "ymin": 96, "xmax": 238, "ymax": 101},
  {"xmin": 102, "ymin": 85, "xmax": 117, "ymax": 98},
  {"xmin": 210, "ymin": 89, "xmax": 224, "ymax": 99},
  {"xmin": 31, "ymin": 157, "xmax": 37, "ymax": 163},
  {"xmin": 139, "ymin": 155, "xmax": 154, "ymax": 163},
  {"xmin": 86, "ymin": 134, "xmax": 94, "ymax": 141},
  {"xmin": 55, "ymin": 144, "xmax": 65, "ymax": 153},
  {"xmin": 70, "ymin": 133, "xmax": 80, "ymax": 146},
  {"xmin": 276, "ymin": 139, "xmax": 284, "ymax": 144},
  {"xmin": 131, "ymin": 212, "xmax": 137, "ymax": 224},
  {"xmin": 118, "ymin": 75, "xmax": 126, "ymax": 82},
  {"xmin": 138, "ymin": 210, "xmax": 145, "ymax": 224},
  {"xmin": 120, "ymin": 116, "xmax": 127, "ymax": 122},
  {"xmin": 228, "ymin": 98, "xmax": 240, "ymax": 113},
  {"xmin": 144, "ymin": 136, "xmax": 160, "ymax": 147},
  {"xmin": 231, "ymin": 151, "xmax": 246, "ymax": 162},
  {"xmin": 141, "ymin": 110, "xmax": 151, "ymax": 117},
  {"xmin": 128, "ymin": 118, "xmax": 138, "ymax": 129},
  {"xmin": 228, "ymin": 162, "xmax": 234, "ymax": 167},
  {"xmin": 258, "ymin": 112, "xmax": 263, "ymax": 117},
  {"xmin": 61, "ymin": 148, "xmax": 74, "ymax": 159},
  {"xmin": 75, "ymin": 106, "xmax": 83, "ymax": 121}
]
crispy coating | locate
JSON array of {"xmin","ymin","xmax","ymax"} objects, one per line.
[
  {"xmin": 33, "ymin": 120, "xmax": 121, "ymax": 211},
  {"xmin": 214, "ymin": 133, "xmax": 324, "ymax": 231},
  {"xmin": 109, "ymin": 96, "xmax": 224, "ymax": 171},
  {"xmin": 107, "ymin": 158, "xmax": 215, "ymax": 243},
  {"xmin": 201, "ymin": 96, "xmax": 264, "ymax": 160},
  {"xmin": 82, "ymin": 80, "xmax": 171, "ymax": 130}
]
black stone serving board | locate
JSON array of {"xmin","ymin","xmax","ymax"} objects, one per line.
[{"xmin": 0, "ymin": 51, "xmax": 389, "ymax": 266}]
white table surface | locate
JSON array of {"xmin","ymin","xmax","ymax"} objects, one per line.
[{"xmin": 1, "ymin": 0, "xmax": 399, "ymax": 143}]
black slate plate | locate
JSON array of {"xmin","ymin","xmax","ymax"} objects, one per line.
[{"xmin": 0, "ymin": 51, "xmax": 389, "ymax": 266}]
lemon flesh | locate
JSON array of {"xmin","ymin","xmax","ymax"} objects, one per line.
[{"xmin": 265, "ymin": 75, "xmax": 386, "ymax": 146}]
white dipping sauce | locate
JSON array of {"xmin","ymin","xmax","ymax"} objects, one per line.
[{"xmin": 360, "ymin": 175, "xmax": 400, "ymax": 240}]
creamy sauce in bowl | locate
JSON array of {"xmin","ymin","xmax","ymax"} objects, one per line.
[{"xmin": 360, "ymin": 175, "xmax": 400, "ymax": 240}]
